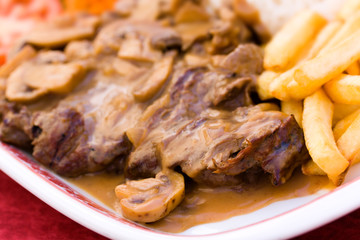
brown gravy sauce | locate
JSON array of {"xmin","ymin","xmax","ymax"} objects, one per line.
[{"xmin": 67, "ymin": 170, "xmax": 333, "ymax": 233}]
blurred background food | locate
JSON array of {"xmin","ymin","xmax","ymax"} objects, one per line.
[
  {"xmin": 247, "ymin": 0, "xmax": 343, "ymax": 34},
  {"xmin": 0, "ymin": 0, "xmax": 62, "ymax": 64},
  {"xmin": 0, "ymin": 0, "xmax": 120, "ymax": 65},
  {"xmin": 0, "ymin": 0, "xmax": 347, "ymax": 65},
  {"xmin": 0, "ymin": 0, "xmax": 347, "ymax": 66},
  {"xmin": 64, "ymin": 0, "xmax": 117, "ymax": 14}
]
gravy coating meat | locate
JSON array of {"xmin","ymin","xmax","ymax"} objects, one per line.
[
  {"xmin": 0, "ymin": 0, "xmax": 308, "ymax": 224},
  {"xmin": 126, "ymin": 64, "xmax": 307, "ymax": 187},
  {"xmin": 0, "ymin": 11, "xmax": 178, "ymax": 176}
]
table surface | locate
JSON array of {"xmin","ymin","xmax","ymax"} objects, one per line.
[{"xmin": 1, "ymin": 170, "xmax": 359, "ymax": 240}]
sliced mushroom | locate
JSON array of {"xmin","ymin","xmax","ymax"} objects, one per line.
[
  {"xmin": 208, "ymin": 19, "xmax": 251, "ymax": 54},
  {"xmin": 118, "ymin": 33, "xmax": 162, "ymax": 62},
  {"xmin": 132, "ymin": 53, "xmax": 174, "ymax": 101},
  {"xmin": 175, "ymin": 22, "xmax": 211, "ymax": 50},
  {"xmin": 65, "ymin": 40, "xmax": 94, "ymax": 60},
  {"xmin": 0, "ymin": 45, "xmax": 36, "ymax": 78},
  {"xmin": 114, "ymin": 0, "xmax": 137, "ymax": 17},
  {"xmin": 115, "ymin": 170, "xmax": 185, "ymax": 222},
  {"xmin": 184, "ymin": 53, "xmax": 209, "ymax": 66},
  {"xmin": 26, "ymin": 14, "xmax": 100, "ymax": 48},
  {"xmin": 158, "ymin": 0, "xmax": 182, "ymax": 15},
  {"xmin": 174, "ymin": 1, "xmax": 210, "ymax": 24},
  {"xmin": 151, "ymin": 31, "xmax": 182, "ymax": 51},
  {"xmin": 35, "ymin": 51, "xmax": 67, "ymax": 64},
  {"xmin": 214, "ymin": 44, "xmax": 263, "ymax": 75},
  {"xmin": 232, "ymin": 0, "xmax": 271, "ymax": 43},
  {"xmin": 130, "ymin": 0, "xmax": 160, "ymax": 21},
  {"xmin": 112, "ymin": 58, "xmax": 142, "ymax": 76},
  {"xmin": 5, "ymin": 63, "xmax": 48, "ymax": 102},
  {"xmin": 94, "ymin": 20, "xmax": 180, "ymax": 61},
  {"xmin": 23, "ymin": 62, "xmax": 86, "ymax": 94},
  {"xmin": 5, "ymin": 58, "xmax": 86, "ymax": 102}
]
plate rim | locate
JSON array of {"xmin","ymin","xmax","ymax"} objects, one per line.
[{"xmin": 1, "ymin": 142, "xmax": 360, "ymax": 240}]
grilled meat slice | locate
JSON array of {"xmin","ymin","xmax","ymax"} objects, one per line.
[
  {"xmin": 126, "ymin": 64, "xmax": 307, "ymax": 186},
  {"xmin": 31, "ymin": 106, "xmax": 133, "ymax": 176},
  {"xmin": 125, "ymin": 66, "xmax": 256, "ymax": 179},
  {"xmin": 0, "ymin": 101, "xmax": 33, "ymax": 149},
  {"xmin": 160, "ymin": 108, "xmax": 308, "ymax": 186}
]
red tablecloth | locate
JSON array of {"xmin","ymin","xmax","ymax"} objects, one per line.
[{"xmin": 0, "ymin": 170, "xmax": 359, "ymax": 239}]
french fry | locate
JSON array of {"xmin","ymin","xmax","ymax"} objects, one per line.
[
  {"xmin": 319, "ymin": 13, "xmax": 360, "ymax": 54},
  {"xmin": 281, "ymin": 100, "xmax": 303, "ymax": 128},
  {"xmin": 326, "ymin": 14, "xmax": 360, "ymax": 74},
  {"xmin": 338, "ymin": 0, "xmax": 360, "ymax": 20},
  {"xmin": 346, "ymin": 61, "xmax": 360, "ymax": 75},
  {"xmin": 268, "ymin": 68, "xmax": 295, "ymax": 100},
  {"xmin": 324, "ymin": 74, "xmax": 360, "ymax": 105},
  {"xmin": 333, "ymin": 109, "xmax": 360, "ymax": 140},
  {"xmin": 337, "ymin": 113, "xmax": 360, "ymax": 162},
  {"xmin": 264, "ymin": 10, "xmax": 326, "ymax": 71},
  {"xmin": 303, "ymin": 89, "xmax": 349, "ymax": 185},
  {"xmin": 286, "ymin": 79, "xmax": 314, "ymax": 100},
  {"xmin": 333, "ymin": 103, "xmax": 360, "ymax": 125},
  {"xmin": 294, "ymin": 30, "xmax": 360, "ymax": 97},
  {"xmin": 305, "ymin": 21, "xmax": 342, "ymax": 60},
  {"xmin": 351, "ymin": 151, "xmax": 360, "ymax": 165},
  {"xmin": 268, "ymin": 21, "xmax": 342, "ymax": 101},
  {"xmin": 302, "ymin": 160, "xmax": 326, "ymax": 176},
  {"xmin": 256, "ymin": 70, "xmax": 279, "ymax": 100}
]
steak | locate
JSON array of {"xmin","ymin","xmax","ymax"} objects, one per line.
[
  {"xmin": 28, "ymin": 68, "xmax": 151, "ymax": 176},
  {"xmin": 0, "ymin": 1, "xmax": 310, "ymax": 223},
  {"xmin": 0, "ymin": 101, "xmax": 32, "ymax": 149},
  {"xmin": 0, "ymin": 5, "xmax": 307, "ymax": 185},
  {"xmin": 126, "ymin": 65, "xmax": 308, "ymax": 186},
  {"xmin": 125, "ymin": 66, "xmax": 255, "ymax": 179}
]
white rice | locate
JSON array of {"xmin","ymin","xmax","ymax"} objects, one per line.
[{"xmin": 247, "ymin": 0, "xmax": 344, "ymax": 34}]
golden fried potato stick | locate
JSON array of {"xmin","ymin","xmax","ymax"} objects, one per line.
[
  {"xmin": 333, "ymin": 109, "xmax": 360, "ymax": 141},
  {"xmin": 337, "ymin": 113, "xmax": 360, "ymax": 165},
  {"xmin": 257, "ymin": 70, "xmax": 279, "ymax": 100},
  {"xmin": 338, "ymin": 0, "xmax": 360, "ymax": 20},
  {"xmin": 324, "ymin": 74, "xmax": 360, "ymax": 105},
  {"xmin": 333, "ymin": 103, "xmax": 360, "ymax": 125},
  {"xmin": 268, "ymin": 21, "xmax": 341, "ymax": 101},
  {"xmin": 319, "ymin": 13, "xmax": 360, "ymax": 55},
  {"xmin": 305, "ymin": 21, "xmax": 343, "ymax": 60},
  {"xmin": 346, "ymin": 61, "xmax": 360, "ymax": 75},
  {"xmin": 302, "ymin": 160, "xmax": 326, "ymax": 176},
  {"xmin": 303, "ymin": 89, "xmax": 349, "ymax": 185},
  {"xmin": 264, "ymin": 10, "xmax": 326, "ymax": 71},
  {"xmin": 294, "ymin": 30, "xmax": 360, "ymax": 97},
  {"xmin": 352, "ymin": 151, "xmax": 360, "ymax": 166},
  {"xmin": 268, "ymin": 68, "xmax": 295, "ymax": 101},
  {"xmin": 320, "ymin": 13, "xmax": 360, "ymax": 74},
  {"xmin": 281, "ymin": 100, "xmax": 303, "ymax": 128}
]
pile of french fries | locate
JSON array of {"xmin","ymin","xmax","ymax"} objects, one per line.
[{"xmin": 257, "ymin": 0, "xmax": 360, "ymax": 185}]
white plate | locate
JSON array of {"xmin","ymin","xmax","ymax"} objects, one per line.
[{"xmin": 1, "ymin": 142, "xmax": 360, "ymax": 240}]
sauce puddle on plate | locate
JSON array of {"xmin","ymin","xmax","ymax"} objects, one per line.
[{"xmin": 67, "ymin": 169, "xmax": 333, "ymax": 233}]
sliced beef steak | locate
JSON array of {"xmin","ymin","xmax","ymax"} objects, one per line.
[
  {"xmin": 28, "ymin": 73, "xmax": 145, "ymax": 176},
  {"xmin": 160, "ymin": 108, "xmax": 308, "ymax": 186},
  {"xmin": 31, "ymin": 107, "xmax": 133, "ymax": 176},
  {"xmin": 125, "ymin": 66, "xmax": 255, "ymax": 179},
  {"xmin": 0, "ymin": 16, "xmax": 181, "ymax": 176},
  {"xmin": 126, "ymin": 65, "xmax": 308, "ymax": 186},
  {"xmin": 0, "ymin": 101, "xmax": 33, "ymax": 149}
]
